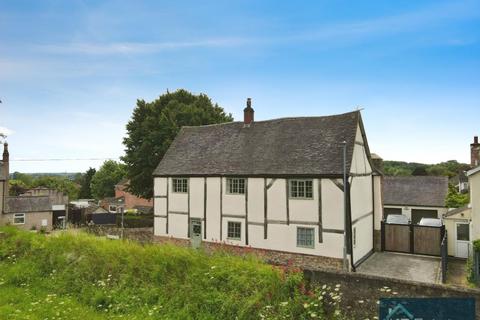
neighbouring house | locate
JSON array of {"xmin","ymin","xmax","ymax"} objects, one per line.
[
  {"xmin": 153, "ymin": 99, "xmax": 382, "ymax": 270},
  {"xmin": 0, "ymin": 142, "xmax": 54, "ymax": 231},
  {"xmin": 450, "ymin": 171, "xmax": 469, "ymax": 194},
  {"xmin": 382, "ymin": 176, "xmax": 448, "ymax": 224},
  {"xmin": 449, "ymin": 136, "xmax": 480, "ymax": 194},
  {"xmin": 445, "ymin": 163, "xmax": 480, "ymax": 259},
  {"xmin": 21, "ymin": 187, "xmax": 69, "ymax": 227},
  {"xmin": 443, "ymin": 205, "xmax": 471, "ymax": 258},
  {"xmin": 114, "ymin": 179, "xmax": 152, "ymax": 213},
  {"xmin": 1, "ymin": 196, "xmax": 53, "ymax": 231},
  {"xmin": 101, "ymin": 196, "xmax": 125, "ymax": 214}
]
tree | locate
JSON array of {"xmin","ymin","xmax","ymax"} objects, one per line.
[
  {"xmin": 412, "ymin": 166, "xmax": 428, "ymax": 176},
  {"xmin": 90, "ymin": 160, "xmax": 126, "ymax": 199},
  {"xmin": 9, "ymin": 179, "xmax": 28, "ymax": 196},
  {"xmin": 445, "ymin": 184, "xmax": 470, "ymax": 208},
  {"xmin": 122, "ymin": 89, "xmax": 233, "ymax": 198},
  {"xmin": 78, "ymin": 167, "xmax": 96, "ymax": 199}
]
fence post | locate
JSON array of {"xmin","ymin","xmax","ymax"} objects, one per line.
[
  {"xmin": 409, "ymin": 224, "xmax": 415, "ymax": 254},
  {"xmin": 381, "ymin": 221, "xmax": 385, "ymax": 251}
]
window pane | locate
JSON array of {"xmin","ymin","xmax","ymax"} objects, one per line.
[
  {"xmin": 457, "ymin": 224, "xmax": 470, "ymax": 241},
  {"xmin": 227, "ymin": 222, "xmax": 241, "ymax": 239},
  {"xmin": 297, "ymin": 227, "xmax": 314, "ymax": 248}
]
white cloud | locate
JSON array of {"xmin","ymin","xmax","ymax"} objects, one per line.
[{"xmin": 0, "ymin": 126, "xmax": 14, "ymax": 137}]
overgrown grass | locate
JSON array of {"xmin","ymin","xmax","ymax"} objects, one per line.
[{"xmin": 0, "ymin": 227, "xmax": 344, "ymax": 319}]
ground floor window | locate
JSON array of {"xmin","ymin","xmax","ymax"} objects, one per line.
[
  {"xmin": 297, "ymin": 227, "xmax": 314, "ymax": 248},
  {"xmin": 227, "ymin": 221, "xmax": 241, "ymax": 240},
  {"xmin": 13, "ymin": 213, "xmax": 25, "ymax": 225}
]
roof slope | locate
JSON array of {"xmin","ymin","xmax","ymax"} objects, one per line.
[
  {"xmin": 383, "ymin": 176, "xmax": 448, "ymax": 207},
  {"xmin": 4, "ymin": 196, "xmax": 52, "ymax": 213},
  {"xmin": 154, "ymin": 111, "xmax": 361, "ymax": 176}
]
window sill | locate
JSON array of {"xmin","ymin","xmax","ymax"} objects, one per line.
[
  {"xmin": 289, "ymin": 197, "xmax": 314, "ymax": 200},
  {"xmin": 227, "ymin": 237, "xmax": 241, "ymax": 241},
  {"xmin": 297, "ymin": 245, "xmax": 315, "ymax": 249}
]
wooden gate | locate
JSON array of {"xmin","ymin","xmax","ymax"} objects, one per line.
[{"xmin": 381, "ymin": 221, "xmax": 445, "ymax": 256}]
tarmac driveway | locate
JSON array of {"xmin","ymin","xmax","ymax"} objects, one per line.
[{"xmin": 357, "ymin": 252, "xmax": 441, "ymax": 284}]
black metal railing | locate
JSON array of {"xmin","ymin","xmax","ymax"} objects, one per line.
[{"xmin": 441, "ymin": 230, "xmax": 448, "ymax": 283}]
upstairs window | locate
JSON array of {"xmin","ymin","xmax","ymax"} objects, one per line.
[
  {"xmin": 226, "ymin": 178, "xmax": 245, "ymax": 194},
  {"xmin": 172, "ymin": 178, "xmax": 188, "ymax": 193},
  {"xmin": 289, "ymin": 179, "xmax": 313, "ymax": 199},
  {"xmin": 297, "ymin": 227, "xmax": 314, "ymax": 248}
]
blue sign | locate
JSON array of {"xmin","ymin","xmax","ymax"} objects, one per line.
[{"xmin": 379, "ymin": 298, "xmax": 475, "ymax": 320}]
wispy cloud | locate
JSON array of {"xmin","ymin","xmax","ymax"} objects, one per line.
[
  {"xmin": 0, "ymin": 126, "xmax": 14, "ymax": 137},
  {"xmin": 36, "ymin": 37, "xmax": 251, "ymax": 55},
  {"xmin": 29, "ymin": 1, "xmax": 480, "ymax": 56}
]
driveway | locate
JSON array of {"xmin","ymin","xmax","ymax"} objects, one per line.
[{"xmin": 357, "ymin": 252, "xmax": 441, "ymax": 284}]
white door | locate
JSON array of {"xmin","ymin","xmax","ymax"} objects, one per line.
[{"xmin": 455, "ymin": 222, "xmax": 470, "ymax": 258}]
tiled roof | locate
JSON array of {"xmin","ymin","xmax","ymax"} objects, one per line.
[
  {"xmin": 383, "ymin": 176, "xmax": 448, "ymax": 207},
  {"xmin": 154, "ymin": 111, "xmax": 363, "ymax": 176},
  {"xmin": 4, "ymin": 196, "xmax": 52, "ymax": 213}
]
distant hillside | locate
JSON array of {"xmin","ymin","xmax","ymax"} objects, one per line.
[
  {"xmin": 9, "ymin": 172, "xmax": 80, "ymax": 180},
  {"xmin": 383, "ymin": 160, "xmax": 470, "ymax": 177}
]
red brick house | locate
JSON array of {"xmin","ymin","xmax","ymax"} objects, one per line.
[{"xmin": 114, "ymin": 179, "xmax": 152, "ymax": 213}]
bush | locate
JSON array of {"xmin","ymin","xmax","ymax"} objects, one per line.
[{"xmin": 0, "ymin": 227, "xmax": 343, "ymax": 319}]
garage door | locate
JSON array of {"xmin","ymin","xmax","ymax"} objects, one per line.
[{"xmin": 411, "ymin": 209, "xmax": 438, "ymax": 225}]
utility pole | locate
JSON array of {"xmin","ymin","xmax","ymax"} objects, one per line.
[{"xmin": 342, "ymin": 140, "xmax": 349, "ymax": 271}]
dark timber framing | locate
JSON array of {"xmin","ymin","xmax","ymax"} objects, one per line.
[
  {"xmin": 245, "ymin": 178, "xmax": 249, "ymax": 245},
  {"xmin": 166, "ymin": 178, "xmax": 169, "ymax": 234},
  {"xmin": 264, "ymin": 178, "xmax": 268, "ymax": 239},
  {"xmin": 285, "ymin": 179, "xmax": 290, "ymax": 225},
  {"xmin": 330, "ymin": 179, "xmax": 344, "ymax": 191},
  {"xmin": 187, "ymin": 178, "xmax": 191, "ymax": 238},
  {"xmin": 352, "ymin": 211, "xmax": 373, "ymax": 225},
  {"xmin": 203, "ymin": 177, "xmax": 207, "ymax": 239},
  {"xmin": 318, "ymin": 179, "xmax": 323, "ymax": 243}
]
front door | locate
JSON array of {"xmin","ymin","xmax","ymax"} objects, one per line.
[
  {"xmin": 190, "ymin": 219, "xmax": 202, "ymax": 248},
  {"xmin": 456, "ymin": 222, "xmax": 470, "ymax": 259}
]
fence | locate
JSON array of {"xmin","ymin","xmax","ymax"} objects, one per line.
[{"xmin": 381, "ymin": 221, "xmax": 445, "ymax": 256}]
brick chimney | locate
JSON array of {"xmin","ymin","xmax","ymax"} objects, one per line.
[
  {"xmin": 243, "ymin": 98, "xmax": 254, "ymax": 125},
  {"xmin": 472, "ymin": 136, "xmax": 480, "ymax": 167}
]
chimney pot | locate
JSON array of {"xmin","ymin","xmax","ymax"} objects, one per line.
[
  {"xmin": 243, "ymin": 98, "xmax": 254, "ymax": 125},
  {"xmin": 475, "ymin": 136, "xmax": 479, "ymax": 144}
]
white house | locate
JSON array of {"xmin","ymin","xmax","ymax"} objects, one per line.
[
  {"xmin": 153, "ymin": 99, "xmax": 382, "ymax": 270},
  {"xmin": 382, "ymin": 176, "xmax": 448, "ymax": 224}
]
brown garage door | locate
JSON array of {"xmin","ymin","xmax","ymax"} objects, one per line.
[{"xmin": 411, "ymin": 209, "xmax": 438, "ymax": 225}]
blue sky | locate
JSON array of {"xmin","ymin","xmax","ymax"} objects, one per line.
[{"xmin": 0, "ymin": 0, "xmax": 479, "ymax": 173}]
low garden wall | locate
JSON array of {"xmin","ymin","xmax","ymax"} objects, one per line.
[
  {"xmin": 154, "ymin": 236, "xmax": 343, "ymax": 270},
  {"xmin": 305, "ymin": 267, "xmax": 480, "ymax": 319},
  {"xmin": 85, "ymin": 225, "xmax": 153, "ymax": 243}
]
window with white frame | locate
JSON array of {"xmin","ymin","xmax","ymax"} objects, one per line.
[
  {"xmin": 172, "ymin": 178, "xmax": 188, "ymax": 193},
  {"xmin": 296, "ymin": 227, "xmax": 314, "ymax": 248},
  {"xmin": 289, "ymin": 179, "xmax": 313, "ymax": 199},
  {"xmin": 13, "ymin": 213, "xmax": 25, "ymax": 225},
  {"xmin": 226, "ymin": 178, "xmax": 245, "ymax": 194},
  {"xmin": 227, "ymin": 221, "xmax": 241, "ymax": 240}
]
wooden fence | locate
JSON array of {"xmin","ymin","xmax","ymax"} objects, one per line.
[{"xmin": 381, "ymin": 221, "xmax": 445, "ymax": 256}]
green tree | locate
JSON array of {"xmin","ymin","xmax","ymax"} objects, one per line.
[
  {"xmin": 90, "ymin": 160, "xmax": 126, "ymax": 199},
  {"xmin": 8, "ymin": 179, "xmax": 28, "ymax": 196},
  {"xmin": 445, "ymin": 184, "xmax": 470, "ymax": 208},
  {"xmin": 78, "ymin": 167, "xmax": 96, "ymax": 199},
  {"xmin": 122, "ymin": 89, "xmax": 233, "ymax": 198},
  {"xmin": 31, "ymin": 176, "xmax": 80, "ymax": 200}
]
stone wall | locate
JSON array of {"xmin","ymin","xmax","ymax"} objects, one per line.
[
  {"xmin": 304, "ymin": 267, "xmax": 480, "ymax": 319},
  {"xmin": 154, "ymin": 236, "xmax": 343, "ymax": 270},
  {"xmin": 86, "ymin": 226, "xmax": 153, "ymax": 243}
]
